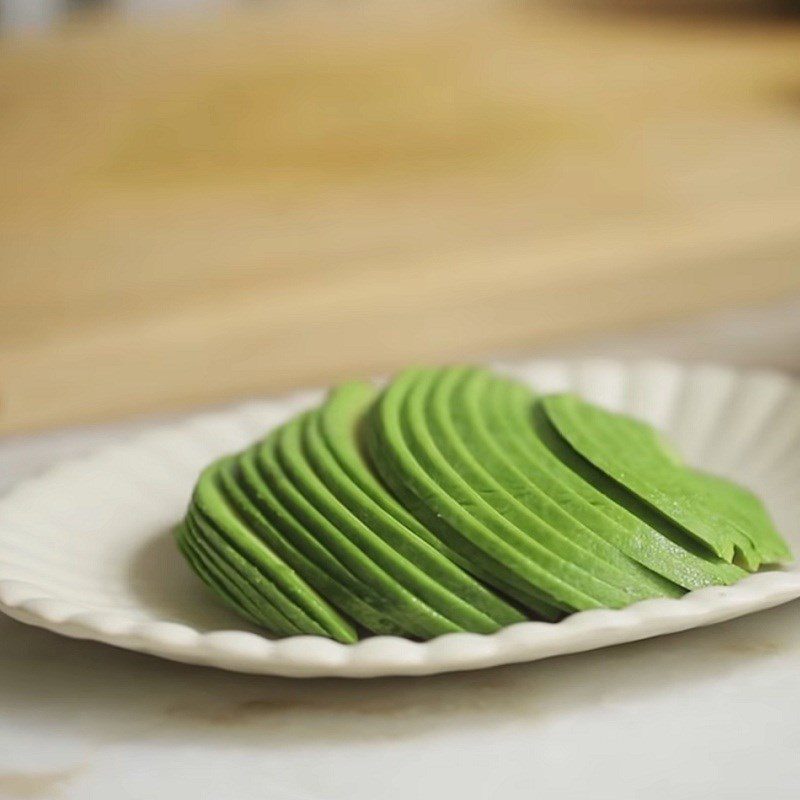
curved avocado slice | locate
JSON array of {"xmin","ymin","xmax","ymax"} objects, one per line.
[
  {"xmin": 189, "ymin": 461, "xmax": 356, "ymax": 640},
  {"xmin": 486, "ymin": 376, "xmax": 746, "ymax": 589},
  {"xmin": 421, "ymin": 367, "xmax": 656, "ymax": 608},
  {"xmin": 367, "ymin": 367, "xmax": 611, "ymax": 613},
  {"xmin": 541, "ymin": 394, "xmax": 774, "ymax": 568},
  {"xmin": 444, "ymin": 367, "xmax": 680, "ymax": 600},
  {"xmin": 364, "ymin": 371, "xmax": 565, "ymax": 620},
  {"xmin": 312, "ymin": 383, "xmax": 523, "ymax": 631}
]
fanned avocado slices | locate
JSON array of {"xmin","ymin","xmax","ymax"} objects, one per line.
[
  {"xmin": 484, "ymin": 375, "xmax": 747, "ymax": 590},
  {"xmin": 315, "ymin": 383, "xmax": 524, "ymax": 630},
  {"xmin": 368, "ymin": 367, "xmax": 628, "ymax": 613},
  {"xmin": 186, "ymin": 460, "xmax": 357, "ymax": 641},
  {"xmin": 271, "ymin": 411, "xmax": 479, "ymax": 638},
  {"xmin": 176, "ymin": 364, "xmax": 791, "ymax": 641},
  {"xmin": 235, "ymin": 401, "xmax": 521, "ymax": 637},
  {"xmin": 438, "ymin": 367, "xmax": 678, "ymax": 601},
  {"xmin": 541, "ymin": 394, "xmax": 791, "ymax": 569},
  {"xmin": 364, "ymin": 369, "xmax": 568, "ymax": 619}
]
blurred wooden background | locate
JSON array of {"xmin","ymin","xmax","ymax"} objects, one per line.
[{"xmin": 1, "ymin": 1, "xmax": 800, "ymax": 434}]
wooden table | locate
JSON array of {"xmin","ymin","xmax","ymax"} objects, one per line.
[{"xmin": 2, "ymin": 2, "xmax": 799, "ymax": 434}]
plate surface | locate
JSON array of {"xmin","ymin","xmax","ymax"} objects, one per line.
[{"xmin": 1, "ymin": 359, "xmax": 798, "ymax": 677}]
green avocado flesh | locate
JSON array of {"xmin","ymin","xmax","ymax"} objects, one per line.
[{"xmin": 176, "ymin": 366, "xmax": 791, "ymax": 641}]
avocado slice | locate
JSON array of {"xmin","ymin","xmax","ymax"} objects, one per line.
[
  {"xmin": 541, "ymin": 394, "xmax": 783, "ymax": 568},
  {"xmin": 311, "ymin": 383, "xmax": 523, "ymax": 631},
  {"xmin": 484, "ymin": 375, "xmax": 747, "ymax": 589}
]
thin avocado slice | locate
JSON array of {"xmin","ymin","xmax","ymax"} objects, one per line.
[
  {"xmin": 368, "ymin": 367, "xmax": 609, "ymax": 613},
  {"xmin": 364, "ymin": 371, "xmax": 565, "ymax": 620},
  {"xmin": 541, "ymin": 394, "xmax": 777, "ymax": 568},
  {"xmin": 237, "ymin": 441, "xmax": 405, "ymax": 636},
  {"xmin": 311, "ymin": 384, "xmax": 521, "ymax": 631},
  {"xmin": 191, "ymin": 459, "xmax": 357, "ymax": 641},
  {"xmin": 420, "ymin": 367, "xmax": 655, "ymax": 608},
  {"xmin": 277, "ymin": 411, "xmax": 467, "ymax": 638},
  {"xmin": 318, "ymin": 382, "xmax": 524, "ymax": 628},
  {"xmin": 446, "ymin": 367, "xmax": 680, "ymax": 600},
  {"xmin": 487, "ymin": 376, "xmax": 746, "ymax": 589}
]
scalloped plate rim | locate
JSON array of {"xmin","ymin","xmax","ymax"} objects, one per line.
[{"xmin": 1, "ymin": 358, "xmax": 798, "ymax": 678}]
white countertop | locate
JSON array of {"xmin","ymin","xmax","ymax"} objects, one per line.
[{"xmin": 2, "ymin": 298, "xmax": 799, "ymax": 800}]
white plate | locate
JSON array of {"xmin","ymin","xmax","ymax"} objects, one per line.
[{"xmin": 1, "ymin": 359, "xmax": 798, "ymax": 677}]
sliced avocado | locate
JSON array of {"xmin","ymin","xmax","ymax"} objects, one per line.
[
  {"xmin": 541, "ymin": 394, "xmax": 773, "ymax": 569},
  {"xmin": 237, "ymin": 440, "xmax": 406, "ymax": 635},
  {"xmin": 312, "ymin": 383, "xmax": 523, "ymax": 631},
  {"xmin": 274, "ymin": 410, "xmax": 465, "ymax": 638},
  {"xmin": 688, "ymin": 471, "xmax": 791, "ymax": 564},
  {"xmin": 486, "ymin": 376, "xmax": 746, "ymax": 589},
  {"xmin": 176, "ymin": 523, "xmax": 265, "ymax": 627},
  {"xmin": 444, "ymin": 367, "xmax": 680, "ymax": 600},
  {"xmin": 364, "ymin": 369, "xmax": 565, "ymax": 620},
  {"xmin": 367, "ymin": 367, "xmax": 616, "ymax": 613},
  {"xmin": 181, "ymin": 513, "xmax": 303, "ymax": 635},
  {"xmin": 175, "ymin": 363, "xmax": 788, "ymax": 641},
  {"xmin": 420, "ymin": 367, "xmax": 661, "ymax": 607},
  {"xmin": 190, "ymin": 458, "xmax": 357, "ymax": 641}
]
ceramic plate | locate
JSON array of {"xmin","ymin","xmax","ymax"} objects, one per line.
[{"xmin": 1, "ymin": 359, "xmax": 798, "ymax": 677}]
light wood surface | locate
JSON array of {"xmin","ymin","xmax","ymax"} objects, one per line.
[{"xmin": 1, "ymin": 2, "xmax": 799, "ymax": 434}]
